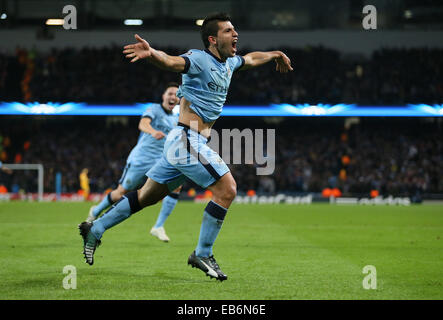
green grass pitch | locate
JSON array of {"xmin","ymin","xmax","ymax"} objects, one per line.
[{"xmin": 0, "ymin": 202, "xmax": 442, "ymax": 300}]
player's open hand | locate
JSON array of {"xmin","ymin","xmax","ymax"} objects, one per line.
[
  {"xmin": 152, "ymin": 130, "xmax": 166, "ymax": 140},
  {"xmin": 123, "ymin": 34, "xmax": 151, "ymax": 62},
  {"xmin": 275, "ymin": 52, "xmax": 293, "ymax": 73}
]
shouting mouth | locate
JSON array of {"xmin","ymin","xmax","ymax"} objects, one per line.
[
  {"xmin": 167, "ymin": 99, "xmax": 177, "ymax": 109},
  {"xmin": 232, "ymin": 39, "xmax": 238, "ymax": 52}
]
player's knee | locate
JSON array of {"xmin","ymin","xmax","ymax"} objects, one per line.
[
  {"xmin": 116, "ymin": 186, "xmax": 128, "ymax": 198},
  {"xmin": 114, "ymin": 190, "xmax": 123, "ymax": 200},
  {"xmin": 216, "ymin": 180, "xmax": 236, "ymax": 203},
  {"xmin": 137, "ymin": 188, "xmax": 152, "ymax": 207},
  {"xmin": 226, "ymin": 181, "xmax": 237, "ymax": 201},
  {"xmin": 137, "ymin": 179, "xmax": 169, "ymax": 207}
]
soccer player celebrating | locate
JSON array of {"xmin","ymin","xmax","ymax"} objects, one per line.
[
  {"xmin": 86, "ymin": 83, "xmax": 181, "ymax": 242},
  {"xmin": 79, "ymin": 12, "xmax": 292, "ymax": 281}
]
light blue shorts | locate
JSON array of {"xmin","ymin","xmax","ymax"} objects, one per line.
[
  {"xmin": 118, "ymin": 162, "xmax": 153, "ymax": 190},
  {"xmin": 147, "ymin": 123, "xmax": 230, "ymax": 191}
]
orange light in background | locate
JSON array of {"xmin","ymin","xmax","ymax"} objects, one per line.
[
  {"xmin": 331, "ymin": 188, "xmax": 342, "ymax": 198},
  {"xmin": 14, "ymin": 153, "xmax": 22, "ymax": 163},
  {"xmin": 339, "ymin": 168, "xmax": 347, "ymax": 181},
  {"xmin": 322, "ymin": 188, "xmax": 332, "ymax": 198},
  {"xmin": 187, "ymin": 188, "xmax": 196, "ymax": 197},
  {"xmin": 341, "ymin": 155, "xmax": 350, "ymax": 166},
  {"xmin": 370, "ymin": 190, "xmax": 379, "ymax": 198},
  {"xmin": 204, "ymin": 190, "xmax": 213, "ymax": 198},
  {"xmin": 23, "ymin": 141, "xmax": 31, "ymax": 150},
  {"xmin": 246, "ymin": 189, "xmax": 256, "ymax": 197},
  {"xmin": 0, "ymin": 185, "xmax": 7, "ymax": 193},
  {"xmin": 3, "ymin": 137, "xmax": 11, "ymax": 147}
]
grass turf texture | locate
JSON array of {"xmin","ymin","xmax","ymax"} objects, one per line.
[{"xmin": 0, "ymin": 202, "xmax": 442, "ymax": 300}]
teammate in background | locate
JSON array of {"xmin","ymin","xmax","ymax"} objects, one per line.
[
  {"xmin": 79, "ymin": 168, "xmax": 90, "ymax": 201},
  {"xmin": 79, "ymin": 12, "xmax": 292, "ymax": 281},
  {"xmin": 86, "ymin": 83, "xmax": 181, "ymax": 242}
]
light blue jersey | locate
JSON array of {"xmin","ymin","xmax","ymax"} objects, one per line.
[
  {"xmin": 127, "ymin": 103, "xmax": 179, "ymax": 167},
  {"xmin": 177, "ymin": 49, "xmax": 244, "ymax": 123},
  {"xmin": 118, "ymin": 103, "xmax": 178, "ymax": 190}
]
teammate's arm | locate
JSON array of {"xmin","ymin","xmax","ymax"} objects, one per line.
[
  {"xmin": 123, "ymin": 34, "xmax": 186, "ymax": 73},
  {"xmin": 139, "ymin": 117, "xmax": 166, "ymax": 140},
  {"xmin": 241, "ymin": 51, "xmax": 293, "ymax": 73}
]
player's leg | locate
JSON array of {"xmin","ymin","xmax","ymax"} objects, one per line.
[
  {"xmin": 81, "ymin": 183, "xmax": 90, "ymax": 201},
  {"xmin": 87, "ymin": 184, "xmax": 128, "ymax": 222},
  {"xmin": 87, "ymin": 163, "xmax": 147, "ymax": 222},
  {"xmin": 171, "ymin": 125, "xmax": 234, "ymax": 280},
  {"xmin": 79, "ymin": 154, "xmax": 184, "ymax": 265},
  {"xmin": 84, "ymin": 187, "xmax": 90, "ymax": 201},
  {"xmin": 150, "ymin": 185, "xmax": 182, "ymax": 242},
  {"xmin": 79, "ymin": 178, "xmax": 169, "ymax": 265},
  {"xmin": 195, "ymin": 172, "xmax": 236, "ymax": 256},
  {"xmin": 91, "ymin": 178, "xmax": 169, "ymax": 239},
  {"xmin": 187, "ymin": 172, "xmax": 236, "ymax": 281}
]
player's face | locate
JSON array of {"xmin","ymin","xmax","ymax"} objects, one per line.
[
  {"xmin": 162, "ymin": 86, "xmax": 179, "ymax": 111},
  {"xmin": 215, "ymin": 21, "xmax": 238, "ymax": 58}
]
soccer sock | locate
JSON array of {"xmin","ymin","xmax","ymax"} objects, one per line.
[
  {"xmin": 153, "ymin": 193, "xmax": 179, "ymax": 228},
  {"xmin": 90, "ymin": 191, "xmax": 142, "ymax": 240},
  {"xmin": 195, "ymin": 201, "xmax": 227, "ymax": 258},
  {"xmin": 92, "ymin": 192, "xmax": 115, "ymax": 217}
]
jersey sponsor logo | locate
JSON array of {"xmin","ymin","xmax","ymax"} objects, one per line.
[{"xmin": 208, "ymin": 82, "xmax": 228, "ymax": 93}]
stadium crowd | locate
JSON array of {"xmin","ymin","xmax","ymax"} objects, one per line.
[
  {"xmin": 0, "ymin": 117, "xmax": 441, "ymax": 198},
  {"xmin": 1, "ymin": 45, "xmax": 442, "ymax": 198},
  {"xmin": 1, "ymin": 46, "xmax": 442, "ymax": 105},
  {"xmin": 230, "ymin": 119, "xmax": 442, "ymax": 199}
]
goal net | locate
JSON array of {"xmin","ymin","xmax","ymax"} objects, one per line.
[{"xmin": 0, "ymin": 163, "xmax": 44, "ymax": 201}]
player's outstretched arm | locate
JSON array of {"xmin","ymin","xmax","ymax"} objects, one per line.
[
  {"xmin": 241, "ymin": 51, "xmax": 293, "ymax": 73},
  {"xmin": 139, "ymin": 117, "xmax": 165, "ymax": 140},
  {"xmin": 123, "ymin": 34, "xmax": 186, "ymax": 73}
]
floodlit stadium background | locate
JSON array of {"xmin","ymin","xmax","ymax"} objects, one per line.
[
  {"xmin": 0, "ymin": 0, "xmax": 442, "ymax": 203},
  {"xmin": 1, "ymin": 0, "xmax": 443, "ymax": 302}
]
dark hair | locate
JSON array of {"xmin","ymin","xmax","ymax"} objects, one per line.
[
  {"xmin": 164, "ymin": 82, "xmax": 179, "ymax": 92},
  {"xmin": 201, "ymin": 13, "xmax": 231, "ymax": 48}
]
